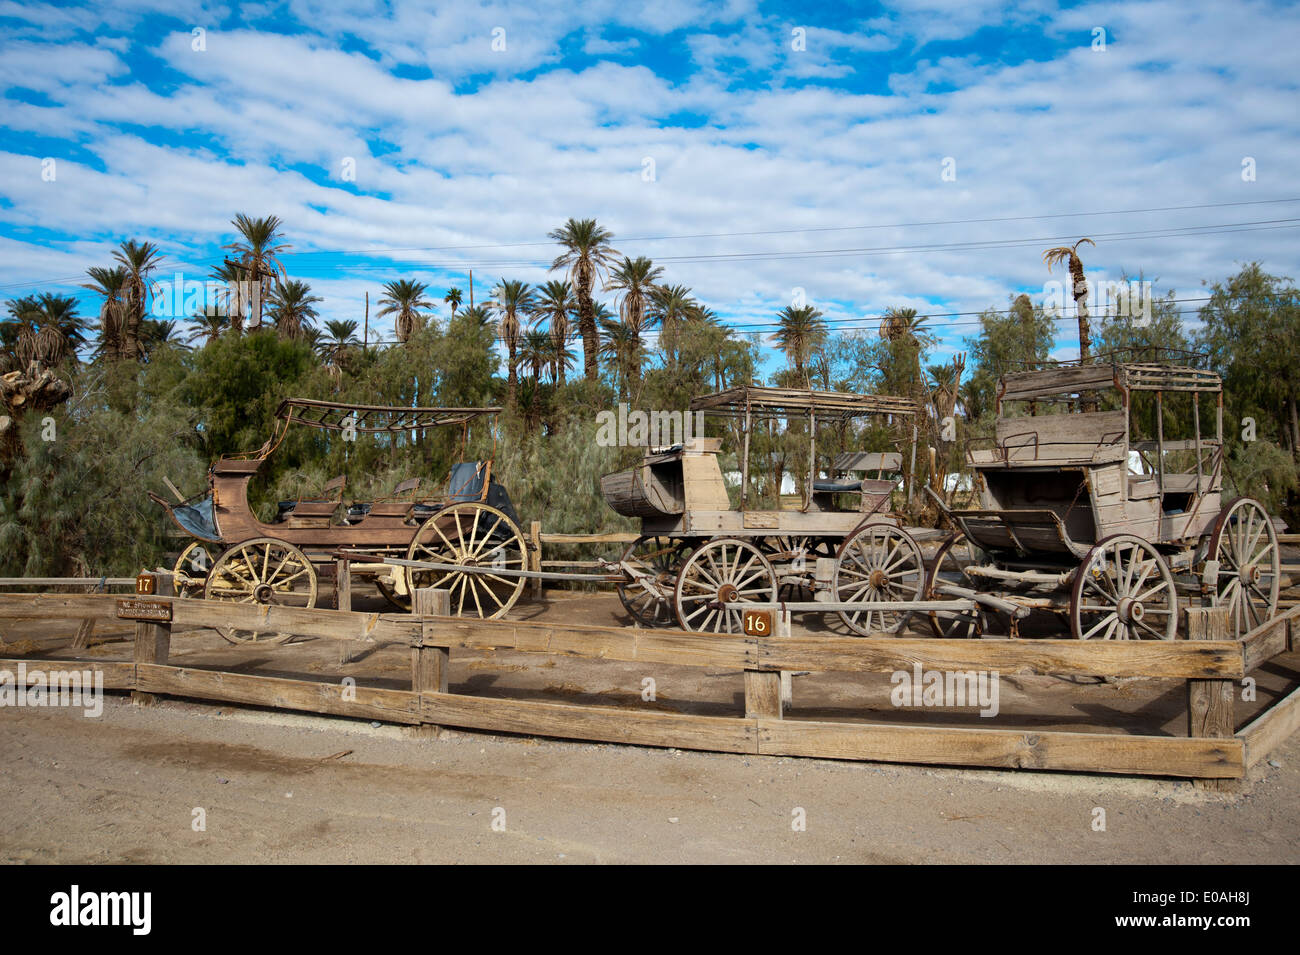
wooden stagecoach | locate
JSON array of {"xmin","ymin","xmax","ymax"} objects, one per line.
[
  {"xmin": 926, "ymin": 362, "xmax": 1280, "ymax": 640},
  {"xmin": 602, "ymin": 386, "xmax": 928, "ymax": 635},
  {"xmin": 151, "ymin": 399, "xmax": 529, "ymax": 642}
]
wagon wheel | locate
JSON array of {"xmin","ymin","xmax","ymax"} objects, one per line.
[
  {"xmin": 617, "ymin": 535, "xmax": 693, "ymax": 627},
  {"xmin": 1207, "ymin": 497, "xmax": 1280, "ymax": 638},
  {"xmin": 673, "ymin": 538, "xmax": 777, "ymax": 634},
  {"xmin": 404, "ymin": 503, "xmax": 527, "ymax": 619},
  {"xmin": 833, "ymin": 523, "xmax": 925, "ymax": 636},
  {"xmin": 925, "ymin": 532, "xmax": 984, "ymax": 638},
  {"xmin": 759, "ymin": 535, "xmax": 835, "ymax": 600},
  {"xmin": 1069, "ymin": 534, "xmax": 1177, "ymax": 640},
  {"xmin": 203, "ymin": 537, "xmax": 319, "ymax": 645},
  {"xmin": 173, "ymin": 540, "xmax": 218, "ymax": 598}
]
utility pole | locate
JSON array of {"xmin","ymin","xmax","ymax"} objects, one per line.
[
  {"xmin": 363, "ymin": 291, "xmax": 369, "ymax": 348},
  {"xmin": 469, "ymin": 270, "xmax": 474, "ymax": 310}
]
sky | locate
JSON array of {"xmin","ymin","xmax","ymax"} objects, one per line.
[{"xmin": 1, "ymin": 0, "xmax": 1298, "ymax": 368}]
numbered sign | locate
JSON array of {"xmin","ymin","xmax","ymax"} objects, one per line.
[
  {"xmin": 742, "ymin": 609, "xmax": 772, "ymax": 637},
  {"xmin": 136, "ymin": 573, "xmax": 156, "ymax": 596}
]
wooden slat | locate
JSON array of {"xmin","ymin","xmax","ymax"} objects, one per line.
[
  {"xmin": 0, "ymin": 593, "xmax": 122, "ymax": 619},
  {"xmin": 1241, "ymin": 613, "xmax": 1293, "ymax": 673},
  {"xmin": 0, "ymin": 658, "xmax": 135, "ymax": 690},
  {"xmin": 756, "ymin": 718, "xmax": 1244, "ymax": 778},
  {"xmin": 418, "ymin": 691, "xmax": 758, "ymax": 753},
  {"xmin": 753, "ymin": 636, "xmax": 1245, "ymax": 679},
  {"xmin": 423, "ymin": 617, "xmax": 755, "ymax": 669},
  {"xmin": 1237, "ymin": 683, "xmax": 1300, "ymax": 769},
  {"xmin": 168, "ymin": 599, "xmax": 419, "ymax": 645},
  {"xmin": 135, "ymin": 664, "xmax": 423, "ymax": 724}
]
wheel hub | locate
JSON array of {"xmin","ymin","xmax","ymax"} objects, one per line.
[
  {"xmin": 1241, "ymin": 564, "xmax": 1261, "ymax": 585},
  {"xmin": 717, "ymin": 583, "xmax": 739, "ymax": 603},
  {"xmin": 868, "ymin": 569, "xmax": 888, "ymax": 590},
  {"xmin": 1117, "ymin": 597, "xmax": 1144, "ymax": 624},
  {"xmin": 253, "ymin": 583, "xmax": 275, "ymax": 603}
]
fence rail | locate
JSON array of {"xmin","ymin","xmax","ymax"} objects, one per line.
[{"xmin": 0, "ymin": 575, "xmax": 1297, "ymax": 784}]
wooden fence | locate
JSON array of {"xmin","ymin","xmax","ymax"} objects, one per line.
[{"xmin": 1, "ymin": 571, "xmax": 1298, "ymax": 786}]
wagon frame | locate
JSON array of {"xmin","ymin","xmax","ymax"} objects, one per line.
[
  {"xmin": 602, "ymin": 386, "xmax": 946, "ymax": 636},
  {"xmin": 152, "ymin": 398, "xmax": 530, "ymax": 642},
  {"xmin": 927, "ymin": 362, "xmax": 1281, "ymax": 640}
]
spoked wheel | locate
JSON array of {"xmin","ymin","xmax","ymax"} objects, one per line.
[
  {"xmin": 1069, "ymin": 534, "xmax": 1177, "ymax": 640},
  {"xmin": 759, "ymin": 535, "xmax": 836, "ymax": 599},
  {"xmin": 1207, "ymin": 497, "xmax": 1280, "ymax": 638},
  {"xmin": 673, "ymin": 537, "xmax": 777, "ymax": 634},
  {"xmin": 203, "ymin": 537, "xmax": 319, "ymax": 645},
  {"xmin": 833, "ymin": 522, "xmax": 925, "ymax": 636},
  {"xmin": 926, "ymin": 532, "xmax": 984, "ymax": 638},
  {"xmin": 617, "ymin": 535, "xmax": 693, "ymax": 627},
  {"xmin": 404, "ymin": 503, "xmax": 528, "ymax": 619},
  {"xmin": 173, "ymin": 540, "xmax": 218, "ymax": 598}
]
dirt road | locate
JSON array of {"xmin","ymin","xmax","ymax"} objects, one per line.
[{"xmin": 1, "ymin": 590, "xmax": 1297, "ymax": 864}]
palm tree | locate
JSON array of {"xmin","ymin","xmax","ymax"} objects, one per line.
[
  {"xmin": 605, "ymin": 256, "xmax": 663, "ymax": 392},
  {"xmin": 224, "ymin": 213, "xmax": 290, "ymax": 331},
  {"xmin": 1043, "ymin": 238, "xmax": 1096, "ymax": 363},
  {"xmin": 599, "ymin": 314, "xmax": 641, "ymax": 398},
  {"xmin": 647, "ymin": 284, "xmax": 697, "ymax": 369},
  {"xmin": 534, "ymin": 279, "xmax": 576, "ymax": 386},
  {"xmin": 186, "ymin": 310, "xmax": 230, "ymax": 347},
  {"xmin": 318, "ymin": 319, "xmax": 361, "ymax": 373},
  {"xmin": 775, "ymin": 305, "xmax": 827, "ymax": 384},
  {"xmin": 81, "ymin": 266, "xmax": 129, "ymax": 361},
  {"xmin": 443, "ymin": 287, "xmax": 464, "ymax": 319},
  {"xmin": 2, "ymin": 295, "xmax": 86, "ymax": 367},
  {"xmin": 266, "ymin": 279, "xmax": 322, "ymax": 341},
  {"xmin": 489, "ymin": 278, "xmax": 536, "ymax": 409},
  {"xmin": 141, "ymin": 319, "xmax": 190, "ymax": 354},
  {"xmin": 111, "ymin": 239, "xmax": 164, "ymax": 361},
  {"xmin": 520, "ymin": 328, "xmax": 551, "ymax": 383},
  {"xmin": 209, "ymin": 260, "xmax": 249, "ymax": 335},
  {"xmin": 548, "ymin": 218, "xmax": 619, "ymax": 382},
  {"xmin": 377, "ymin": 279, "xmax": 434, "ymax": 344}
]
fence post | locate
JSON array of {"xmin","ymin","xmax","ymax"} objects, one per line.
[
  {"xmin": 1186, "ymin": 606, "xmax": 1237, "ymax": 790},
  {"xmin": 131, "ymin": 571, "xmax": 173, "ymax": 707},
  {"xmin": 335, "ymin": 556, "xmax": 354, "ymax": 665},
  {"xmin": 411, "ymin": 588, "xmax": 450, "ymax": 737},
  {"xmin": 530, "ymin": 521, "xmax": 543, "ymax": 598}
]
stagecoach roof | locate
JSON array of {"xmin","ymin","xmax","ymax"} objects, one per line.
[
  {"xmin": 689, "ymin": 386, "xmax": 917, "ymax": 419},
  {"xmin": 274, "ymin": 398, "xmax": 501, "ymax": 433},
  {"xmin": 999, "ymin": 363, "xmax": 1222, "ymax": 402}
]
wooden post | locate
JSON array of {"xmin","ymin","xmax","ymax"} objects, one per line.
[
  {"xmin": 131, "ymin": 572, "xmax": 172, "ymax": 707},
  {"xmin": 530, "ymin": 521, "xmax": 543, "ymax": 599},
  {"xmin": 335, "ymin": 556, "xmax": 354, "ymax": 664},
  {"xmin": 744, "ymin": 670, "xmax": 782, "ymax": 719},
  {"xmin": 410, "ymin": 588, "xmax": 451, "ymax": 737},
  {"xmin": 1186, "ymin": 606, "xmax": 1236, "ymax": 790},
  {"xmin": 775, "ymin": 609, "xmax": 793, "ymax": 709}
]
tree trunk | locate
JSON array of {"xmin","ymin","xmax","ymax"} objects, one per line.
[{"xmin": 577, "ymin": 267, "xmax": 598, "ymax": 382}]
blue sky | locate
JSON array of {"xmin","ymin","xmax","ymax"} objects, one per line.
[{"xmin": 1, "ymin": 0, "xmax": 1298, "ymax": 367}]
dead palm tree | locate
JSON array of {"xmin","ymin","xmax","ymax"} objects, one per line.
[
  {"xmin": 1043, "ymin": 238, "xmax": 1096, "ymax": 363},
  {"xmin": 111, "ymin": 239, "xmax": 164, "ymax": 361},
  {"xmin": 267, "ymin": 279, "xmax": 322, "ymax": 341},
  {"xmin": 224, "ymin": 214, "xmax": 290, "ymax": 331},
  {"xmin": 548, "ymin": 218, "xmax": 619, "ymax": 382},
  {"xmin": 489, "ymin": 278, "xmax": 536, "ymax": 409},
  {"xmin": 377, "ymin": 279, "xmax": 434, "ymax": 344}
]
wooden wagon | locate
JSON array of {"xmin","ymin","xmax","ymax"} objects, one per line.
[
  {"xmin": 927, "ymin": 362, "xmax": 1280, "ymax": 640},
  {"xmin": 151, "ymin": 399, "xmax": 529, "ymax": 642},
  {"xmin": 601, "ymin": 386, "xmax": 936, "ymax": 636}
]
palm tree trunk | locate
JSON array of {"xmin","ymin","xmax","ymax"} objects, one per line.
[{"xmin": 577, "ymin": 268, "xmax": 598, "ymax": 382}]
